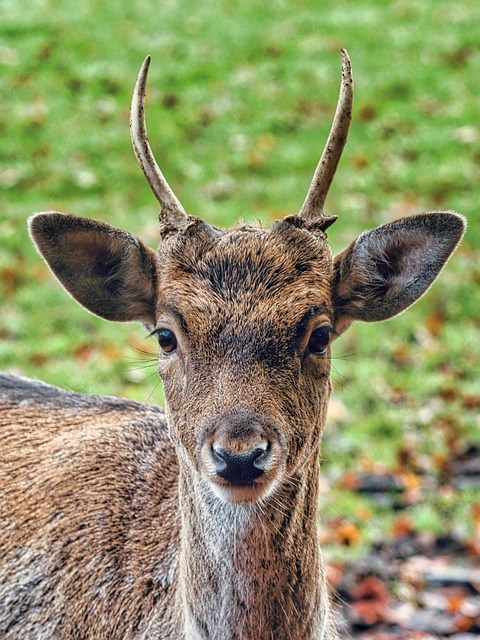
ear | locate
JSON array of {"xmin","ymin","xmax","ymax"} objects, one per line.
[
  {"xmin": 29, "ymin": 212, "xmax": 158, "ymax": 324},
  {"xmin": 332, "ymin": 212, "xmax": 466, "ymax": 335}
]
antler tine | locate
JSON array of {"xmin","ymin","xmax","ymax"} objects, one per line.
[
  {"xmin": 130, "ymin": 56, "xmax": 188, "ymax": 229},
  {"xmin": 298, "ymin": 48, "xmax": 353, "ymax": 227}
]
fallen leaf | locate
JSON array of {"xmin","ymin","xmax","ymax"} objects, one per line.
[
  {"xmin": 350, "ymin": 576, "xmax": 398, "ymax": 626},
  {"xmin": 462, "ymin": 394, "xmax": 480, "ymax": 410},
  {"xmin": 335, "ymin": 522, "xmax": 362, "ymax": 547},
  {"xmin": 352, "ymin": 575, "xmax": 390, "ymax": 601},
  {"xmin": 425, "ymin": 312, "xmax": 445, "ymax": 337},
  {"xmin": 392, "ymin": 515, "xmax": 414, "ymax": 539},
  {"xmin": 351, "ymin": 597, "xmax": 396, "ymax": 625}
]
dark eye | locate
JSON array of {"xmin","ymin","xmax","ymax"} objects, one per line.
[
  {"xmin": 308, "ymin": 326, "xmax": 334, "ymax": 356},
  {"xmin": 154, "ymin": 328, "xmax": 177, "ymax": 354}
]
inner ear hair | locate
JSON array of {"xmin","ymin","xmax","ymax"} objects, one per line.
[{"xmin": 332, "ymin": 211, "xmax": 466, "ymax": 334}]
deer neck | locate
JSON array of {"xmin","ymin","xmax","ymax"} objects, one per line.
[{"xmin": 176, "ymin": 450, "xmax": 335, "ymax": 640}]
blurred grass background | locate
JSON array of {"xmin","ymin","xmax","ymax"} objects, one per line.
[{"xmin": 1, "ymin": 0, "xmax": 479, "ymax": 556}]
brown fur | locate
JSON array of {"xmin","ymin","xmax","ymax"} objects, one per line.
[{"xmin": 0, "ymin": 375, "xmax": 179, "ymax": 639}]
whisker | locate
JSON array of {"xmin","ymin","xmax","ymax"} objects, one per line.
[
  {"xmin": 330, "ymin": 348, "xmax": 356, "ymax": 360},
  {"xmin": 124, "ymin": 362, "xmax": 158, "ymax": 372},
  {"xmin": 329, "ymin": 365, "xmax": 351, "ymax": 390},
  {"xmin": 129, "ymin": 344, "xmax": 158, "ymax": 357},
  {"xmin": 146, "ymin": 378, "xmax": 162, "ymax": 403}
]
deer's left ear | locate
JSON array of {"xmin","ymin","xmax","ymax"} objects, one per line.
[{"xmin": 332, "ymin": 212, "xmax": 466, "ymax": 336}]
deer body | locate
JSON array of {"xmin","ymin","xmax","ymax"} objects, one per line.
[
  {"xmin": 0, "ymin": 375, "xmax": 179, "ymax": 639},
  {"xmin": 0, "ymin": 51, "xmax": 465, "ymax": 638},
  {"xmin": 0, "ymin": 355, "xmax": 333, "ymax": 639}
]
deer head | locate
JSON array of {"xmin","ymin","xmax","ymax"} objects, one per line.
[{"xmin": 29, "ymin": 51, "xmax": 465, "ymax": 506}]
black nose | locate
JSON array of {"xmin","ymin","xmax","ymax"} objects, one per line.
[{"xmin": 211, "ymin": 444, "xmax": 271, "ymax": 485}]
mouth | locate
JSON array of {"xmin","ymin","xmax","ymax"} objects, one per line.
[{"xmin": 207, "ymin": 477, "xmax": 278, "ymax": 504}]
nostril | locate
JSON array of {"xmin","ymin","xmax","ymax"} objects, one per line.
[
  {"xmin": 211, "ymin": 446, "xmax": 228, "ymax": 462},
  {"xmin": 212, "ymin": 444, "xmax": 267, "ymax": 466},
  {"xmin": 211, "ymin": 443, "xmax": 271, "ymax": 485},
  {"xmin": 211, "ymin": 446, "xmax": 228, "ymax": 473},
  {"xmin": 252, "ymin": 442, "xmax": 271, "ymax": 470}
]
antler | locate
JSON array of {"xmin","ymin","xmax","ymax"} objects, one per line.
[
  {"xmin": 130, "ymin": 56, "xmax": 188, "ymax": 229},
  {"xmin": 298, "ymin": 49, "xmax": 353, "ymax": 228}
]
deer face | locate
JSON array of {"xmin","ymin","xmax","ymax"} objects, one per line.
[
  {"xmin": 152, "ymin": 218, "xmax": 334, "ymax": 502},
  {"xmin": 29, "ymin": 51, "xmax": 465, "ymax": 505}
]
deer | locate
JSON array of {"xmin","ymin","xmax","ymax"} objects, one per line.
[{"xmin": 0, "ymin": 49, "xmax": 465, "ymax": 639}]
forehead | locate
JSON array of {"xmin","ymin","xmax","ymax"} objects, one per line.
[{"xmin": 156, "ymin": 219, "xmax": 334, "ymax": 326}]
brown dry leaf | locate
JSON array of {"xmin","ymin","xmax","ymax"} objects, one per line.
[
  {"xmin": 351, "ymin": 598, "xmax": 395, "ymax": 626},
  {"xmin": 399, "ymin": 471, "xmax": 422, "ymax": 492},
  {"xmin": 396, "ymin": 439, "xmax": 420, "ymax": 471},
  {"xmin": 338, "ymin": 471, "xmax": 360, "ymax": 491},
  {"xmin": 442, "ymin": 416, "xmax": 465, "ymax": 454},
  {"xmin": 425, "ymin": 312, "xmax": 445, "ymax": 337},
  {"xmin": 28, "ymin": 352, "xmax": 49, "ymax": 366},
  {"xmin": 352, "ymin": 575, "xmax": 390, "ymax": 601},
  {"xmin": 351, "ymin": 576, "xmax": 398, "ymax": 626},
  {"xmin": 360, "ymin": 457, "xmax": 376, "ymax": 474},
  {"xmin": 432, "ymin": 452, "xmax": 451, "ymax": 475},
  {"xmin": 256, "ymin": 133, "xmax": 276, "ymax": 152},
  {"xmin": 471, "ymin": 504, "xmax": 480, "ymax": 524},
  {"xmin": 465, "ymin": 504, "xmax": 480, "ymax": 557},
  {"xmin": 439, "ymin": 386, "xmax": 460, "ymax": 402},
  {"xmin": 454, "ymin": 613, "xmax": 476, "ymax": 632},
  {"xmin": 357, "ymin": 103, "xmax": 377, "ymax": 122},
  {"xmin": 392, "ymin": 343, "xmax": 410, "ymax": 365},
  {"xmin": 446, "ymin": 593, "xmax": 466, "ymax": 615},
  {"xmin": 0, "ymin": 266, "xmax": 23, "ymax": 297},
  {"xmin": 350, "ymin": 153, "xmax": 370, "ymax": 170},
  {"xmin": 462, "ymin": 394, "xmax": 480, "ymax": 410},
  {"xmin": 334, "ymin": 522, "xmax": 362, "ymax": 547},
  {"xmin": 391, "ymin": 515, "xmax": 414, "ymax": 539},
  {"xmin": 73, "ymin": 344, "xmax": 93, "ymax": 363}
]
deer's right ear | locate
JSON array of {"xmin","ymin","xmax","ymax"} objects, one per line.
[{"xmin": 29, "ymin": 212, "xmax": 157, "ymax": 324}]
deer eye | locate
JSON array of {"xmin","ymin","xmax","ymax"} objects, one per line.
[
  {"xmin": 153, "ymin": 328, "xmax": 177, "ymax": 353},
  {"xmin": 308, "ymin": 326, "xmax": 334, "ymax": 356}
]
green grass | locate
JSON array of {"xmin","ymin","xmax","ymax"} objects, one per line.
[{"xmin": 1, "ymin": 0, "xmax": 479, "ymax": 555}]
